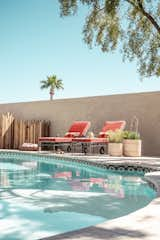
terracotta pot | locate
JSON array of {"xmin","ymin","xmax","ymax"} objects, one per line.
[
  {"xmin": 108, "ymin": 143, "xmax": 123, "ymax": 157},
  {"xmin": 123, "ymin": 139, "xmax": 142, "ymax": 157}
]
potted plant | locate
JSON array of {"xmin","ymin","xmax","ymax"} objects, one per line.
[
  {"xmin": 123, "ymin": 131, "xmax": 142, "ymax": 157},
  {"xmin": 107, "ymin": 129, "xmax": 124, "ymax": 157}
]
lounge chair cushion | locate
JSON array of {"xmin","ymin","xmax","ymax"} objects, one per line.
[
  {"xmin": 99, "ymin": 121, "xmax": 126, "ymax": 137},
  {"xmin": 72, "ymin": 137, "xmax": 108, "ymax": 143},
  {"xmin": 68, "ymin": 121, "xmax": 91, "ymax": 137}
]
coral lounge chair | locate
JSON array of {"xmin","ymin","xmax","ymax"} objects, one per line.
[
  {"xmin": 38, "ymin": 121, "xmax": 91, "ymax": 151},
  {"xmin": 72, "ymin": 120, "xmax": 126, "ymax": 154}
]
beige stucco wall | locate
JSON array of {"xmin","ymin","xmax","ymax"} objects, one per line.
[{"xmin": 0, "ymin": 91, "xmax": 159, "ymax": 156}]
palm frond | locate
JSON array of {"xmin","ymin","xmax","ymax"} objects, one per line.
[
  {"xmin": 40, "ymin": 80, "xmax": 49, "ymax": 89},
  {"xmin": 56, "ymin": 79, "xmax": 64, "ymax": 89}
]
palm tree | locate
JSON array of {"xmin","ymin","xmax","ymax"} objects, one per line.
[{"xmin": 40, "ymin": 75, "xmax": 64, "ymax": 100}]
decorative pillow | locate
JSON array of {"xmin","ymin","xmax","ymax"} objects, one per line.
[
  {"xmin": 65, "ymin": 132, "xmax": 80, "ymax": 137},
  {"xmin": 22, "ymin": 143, "xmax": 29, "ymax": 147},
  {"xmin": 99, "ymin": 132, "xmax": 107, "ymax": 138},
  {"xmin": 22, "ymin": 143, "xmax": 38, "ymax": 147},
  {"xmin": 87, "ymin": 131, "xmax": 94, "ymax": 138}
]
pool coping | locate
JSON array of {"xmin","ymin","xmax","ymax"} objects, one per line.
[{"xmin": 1, "ymin": 150, "xmax": 160, "ymax": 240}]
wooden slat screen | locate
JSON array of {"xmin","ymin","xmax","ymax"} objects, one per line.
[{"xmin": 0, "ymin": 113, "xmax": 50, "ymax": 149}]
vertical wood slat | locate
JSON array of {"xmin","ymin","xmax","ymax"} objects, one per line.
[
  {"xmin": 2, "ymin": 113, "xmax": 14, "ymax": 149},
  {"xmin": 13, "ymin": 119, "xmax": 18, "ymax": 149},
  {"xmin": 0, "ymin": 116, "xmax": 2, "ymax": 149}
]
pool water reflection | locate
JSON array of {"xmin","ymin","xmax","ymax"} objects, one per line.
[{"xmin": 0, "ymin": 156, "xmax": 157, "ymax": 240}]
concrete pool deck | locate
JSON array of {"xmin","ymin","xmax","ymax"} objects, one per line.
[
  {"xmin": 1, "ymin": 150, "xmax": 160, "ymax": 240},
  {"xmin": 43, "ymin": 197, "xmax": 160, "ymax": 240}
]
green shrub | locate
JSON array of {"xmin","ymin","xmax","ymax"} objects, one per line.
[
  {"xmin": 123, "ymin": 130, "xmax": 140, "ymax": 140},
  {"xmin": 106, "ymin": 129, "xmax": 124, "ymax": 143}
]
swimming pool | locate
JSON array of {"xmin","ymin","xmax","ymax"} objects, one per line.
[{"xmin": 0, "ymin": 152, "xmax": 157, "ymax": 240}]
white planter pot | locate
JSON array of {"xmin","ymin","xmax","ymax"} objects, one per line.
[
  {"xmin": 108, "ymin": 143, "xmax": 123, "ymax": 157},
  {"xmin": 123, "ymin": 139, "xmax": 142, "ymax": 157}
]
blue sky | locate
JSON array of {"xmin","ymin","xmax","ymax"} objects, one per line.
[{"xmin": 0, "ymin": 0, "xmax": 159, "ymax": 103}]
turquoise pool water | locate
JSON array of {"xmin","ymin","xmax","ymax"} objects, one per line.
[{"xmin": 0, "ymin": 154, "xmax": 157, "ymax": 240}]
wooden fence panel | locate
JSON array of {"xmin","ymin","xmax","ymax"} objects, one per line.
[{"xmin": 0, "ymin": 113, "xmax": 50, "ymax": 149}]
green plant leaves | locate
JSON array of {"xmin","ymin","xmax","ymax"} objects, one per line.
[
  {"xmin": 107, "ymin": 129, "xmax": 140, "ymax": 142},
  {"xmin": 59, "ymin": 0, "xmax": 160, "ymax": 78}
]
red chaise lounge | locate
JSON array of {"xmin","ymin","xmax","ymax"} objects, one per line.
[
  {"xmin": 72, "ymin": 120, "xmax": 126, "ymax": 154},
  {"xmin": 38, "ymin": 121, "xmax": 91, "ymax": 152}
]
